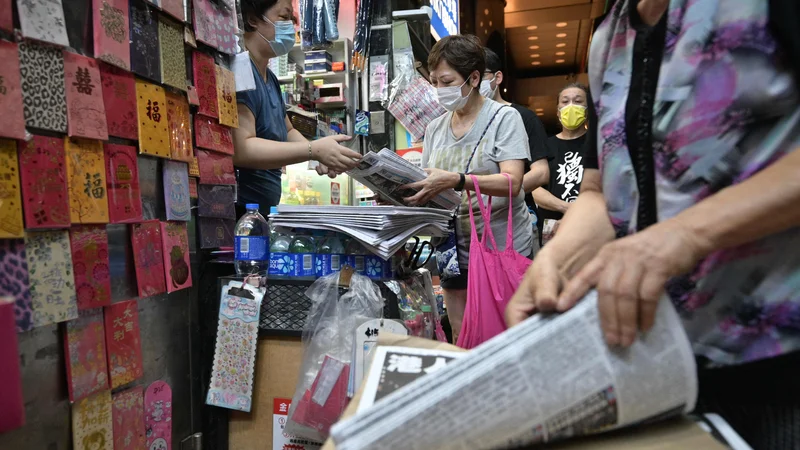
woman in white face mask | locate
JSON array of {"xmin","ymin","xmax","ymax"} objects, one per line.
[
  {"xmin": 232, "ymin": 0, "xmax": 360, "ymax": 216},
  {"xmin": 402, "ymin": 35, "xmax": 533, "ymax": 343}
]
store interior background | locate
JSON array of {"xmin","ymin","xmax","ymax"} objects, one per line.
[{"xmin": 0, "ymin": 0, "xmax": 605, "ymax": 449}]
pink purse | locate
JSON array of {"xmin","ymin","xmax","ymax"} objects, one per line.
[{"xmin": 457, "ymin": 174, "xmax": 532, "ymax": 349}]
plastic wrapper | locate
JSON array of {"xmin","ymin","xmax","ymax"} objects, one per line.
[
  {"xmin": 285, "ymin": 271, "xmax": 385, "ymax": 442},
  {"xmin": 386, "ymin": 68, "xmax": 447, "ymax": 142},
  {"xmin": 385, "ymin": 271, "xmax": 446, "ymax": 342},
  {"xmin": 300, "ymin": 0, "xmax": 338, "ymax": 50}
]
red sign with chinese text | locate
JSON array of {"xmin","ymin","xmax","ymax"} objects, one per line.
[{"xmin": 104, "ymin": 300, "xmax": 143, "ymax": 389}]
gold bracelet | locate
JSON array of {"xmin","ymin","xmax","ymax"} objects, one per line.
[{"xmin": 308, "ymin": 141, "xmax": 314, "ymax": 161}]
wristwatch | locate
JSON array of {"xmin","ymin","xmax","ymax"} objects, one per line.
[{"xmin": 455, "ymin": 173, "xmax": 466, "ymax": 192}]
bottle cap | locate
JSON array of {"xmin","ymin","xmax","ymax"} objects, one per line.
[
  {"xmin": 270, "ymin": 206, "xmax": 279, "ymax": 215},
  {"xmin": 246, "ymin": 203, "xmax": 259, "ymax": 210}
]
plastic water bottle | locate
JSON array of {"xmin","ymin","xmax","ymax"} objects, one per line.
[
  {"xmin": 345, "ymin": 239, "xmax": 366, "ymax": 275},
  {"xmin": 234, "ymin": 204, "xmax": 269, "ymax": 276},
  {"xmin": 268, "ymin": 208, "xmax": 293, "ymax": 279},
  {"xmin": 316, "ymin": 233, "xmax": 345, "ymax": 277},
  {"xmin": 290, "ymin": 230, "xmax": 316, "ymax": 279}
]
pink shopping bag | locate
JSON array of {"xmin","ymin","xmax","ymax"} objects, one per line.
[{"xmin": 457, "ymin": 174, "xmax": 532, "ymax": 349}]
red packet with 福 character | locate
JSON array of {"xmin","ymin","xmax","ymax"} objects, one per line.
[
  {"xmin": 64, "ymin": 51, "xmax": 109, "ymax": 140},
  {"xmin": 166, "ymin": 91, "xmax": 193, "ymax": 162},
  {"xmin": 105, "ymin": 143, "xmax": 143, "ymax": 223},
  {"xmin": 65, "ymin": 137, "xmax": 110, "ymax": 224},
  {"xmin": 196, "ymin": 148, "xmax": 235, "ymax": 185},
  {"xmin": 112, "ymin": 387, "xmax": 146, "ymax": 450},
  {"xmin": 194, "ymin": 114, "xmax": 234, "ymax": 155},
  {"xmin": 64, "ymin": 308, "xmax": 110, "ymax": 402},
  {"xmin": 0, "ymin": 296, "xmax": 24, "ymax": 433},
  {"xmin": 215, "ymin": 65, "xmax": 238, "ymax": 128},
  {"xmin": 70, "ymin": 226, "xmax": 112, "ymax": 310},
  {"xmin": 19, "ymin": 136, "xmax": 71, "ymax": 229},
  {"xmin": 100, "ymin": 63, "xmax": 138, "ymax": 141},
  {"xmin": 192, "ymin": 50, "xmax": 218, "ymax": 119},
  {"xmin": 160, "ymin": 221, "xmax": 192, "ymax": 293},
  {"xmin": 130, "ymin": 220, "xmax": 167, "ymax": 298},
  {"xmin": 104, "ymin": 300, "xmax": 143, "ymax": 389},
  {"xmin": 0, "ymin": 42, "xmax": 27, "ymax": 140}
]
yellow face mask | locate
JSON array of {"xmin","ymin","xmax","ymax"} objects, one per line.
[{"xmin": 558, "ymin": 104, "xmax": 587, "ymax": 130}]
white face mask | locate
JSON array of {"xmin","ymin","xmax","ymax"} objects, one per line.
[
  {"xmin": 437, "ymin": 78, "xmax": 473, "ymax": 111},
  {"xmin": 479, "ymin": 74, "xmax": 497, "ymax": 98}
]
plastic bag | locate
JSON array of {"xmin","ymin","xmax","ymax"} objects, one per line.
[
  {"xmin": 284, "ymin": 271, "xmax": 385, "ymax": 442},
  {"xmin": 385, "ymin": 270, "xmax": 446, "ymax": 342}
]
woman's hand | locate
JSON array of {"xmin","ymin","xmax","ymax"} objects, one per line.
[
  {"xmin": 311, "ymin": 135, "xmax": 361, "ymax": 172},
  {"xmin": 505, "ymin": 248, "xmax": 570, "ymax": 327},
  {"xmin": 557, "ymin": 218, "xmax": 707, "ymax": 347},
  {"xmin": 401, "ymin": 168, "xmax": 459, "ymax": 206},
  {"xmin": 315, "ymin": 163, "xmax": 340, "ymax": 179}
]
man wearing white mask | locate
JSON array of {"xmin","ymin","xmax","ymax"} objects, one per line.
[
  {"xmin": 532, "ymin": 82, "xmax": 589, "ymax": 245},
  {"xmin": 482, "ymin": 47, "xmax": 550, "ymax": 251},
  {"xmin": 403, "ymin": 35, "xmax": 532, "ymax": 342},
  {"xmin": 233, "ymin": 0, "xmax": 360, "ymax": 215}
]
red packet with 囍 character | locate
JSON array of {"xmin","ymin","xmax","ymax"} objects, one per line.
[
  {"xmin": 0, "ymin": 42, "xmax": 27, "ymax": 140},
  {"xmin": 105, "ymin": 143, "xmax": 143, "ymax": 223},
  {"xmin": 100, "ymin": 63, "xmax": 138, "ymax": 140},
  {"xmin": 64, "ymin": 51, "xmax": 109, "ymax": 140},
  {"xmin": 215, "ymin": 65, "xmax": 238, "ymax": 128},
  {"xmin": 104, "ymin": 300, "xmax": 143, "ymax": 389},
  {"xmin": 193, "ymin": 51, "xmax": 218, "ymax": 118},
  {"xmin": 194, "ymin": 115, "xmax": 234, "ymax": 155},
  {"xmin": 0, "ymin": 296, "xmax": 24, "ymax": 433},
  {"xmin": 145, "ymin": 380, "xmax": 172, "ymax": 450},
  {"xmin": 71, "ymin": 390, "xmax": 113, "ymax": 450},
  {"xmin": 160, "ymin": 221, "xmax": 192, "ymax": 293},
  {"xmin": 0, "ymin": 140, "xmax": 24, "ymax": 239},
  {"xmin": 196, "ymin": 148, "xmax": 235, "ymax": 185},
  {"xmin": 130, "ymin": 220, "xmax": 166, "ymax": 298},
  {"xmin": 135, "ymin": 79, "xmax": 171, "ymax": 158},
  {"xmin": 19, "ymin": 136, "xmax": 71, "ymax": 229},
  {"xmin": 166, "ymin": 91, "xmax": 193, "ymax": 162},
  {"xmin": 92, "ymin": 0, "xmax": 130, "ymax": 70},
  {"xmin": 112, "ymin": 387, "xmax": 146, "ymax": 450},
  {"xmin": 64, "ymin": 308, "xmax": 110, "ymax": 402},
  {"xmin": 70, "ymin": 226, "xmax": 112, "ymax": 310},
  {"xmin": 65, "ymin": 137, "xmax": 110, "ymax": 224}
]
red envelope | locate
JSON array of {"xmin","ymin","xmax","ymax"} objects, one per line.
[
  {"xmin": 290, "ymin": 356, "xmax": 350, "ymax": 437},
  {"xmin": 192, "ymin": 0, "xmax": 218, "ymax": 49},
  {"xmin": 92, "ymin": 0, "xmax": 131, "ymax": 70},
  {"xmin": 0, "ymin": 42, "xmax": 26, "ymax": 140},
  {"xmin": 196, "ymin": 148, "xmax": 235, "ymax": 185},
  {"xmin": 64, "ymin": 308, "xmax": 110, "ymax": 402},
  {"xmin": 0, "ymin": 297, "xmax": 24, "ymax": 433},
  {"xmin": 161, "ymin": 0, "xmax": 184, "ymax": 22},
  {"xmin": 193, "ymin": 51, "xmax": 218, "ymax": 118},
  {"xmin": 112, "ymin": 387, "xmax": 146, "ymax": 450},
  {"xmin": 100, "ymin": 63, "xmax": 138, "ymax": 140},
  {"xmin": 130, "ymin": 220, "xmax": 167, "ymax": 298},
  {"xmin": 105, "ymin": 143, "xmax": 143, "ymax": 223},
  {"xmin": 166, "ymin": 91, "xmax": 193, "ymax": 162},
  {"xmin": 160, "ymin": 221, "xmax": 192, "ymax": 293},
  {"xmin": 19, "ymin": 136, "xmax": 71, "ymax": 229},
  {"xmin": 0, "ymin": 0, "xmax": 11, "ymax": 32},
  {"xmin": 64, "ymin": 51, "xmax": 110, "ymax": 140},
  {"xmin": 104, "ymin": 300, "xmax": 143, "ymax": 389},
  {"xmin": 145, "ymin": 380, "xmax": 172, "ymax": 450},
  {"xmin": 70, "ymin": 226, "xmax": 112, "ymax": 310},
  {"xmin": 194, "ymin": 114, "xmax": 233, "ymax": 155}
]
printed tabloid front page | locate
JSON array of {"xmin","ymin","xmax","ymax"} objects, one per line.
[{"xmin": 331, "ymin": 291, "xmax": 698, "ymax": 450}]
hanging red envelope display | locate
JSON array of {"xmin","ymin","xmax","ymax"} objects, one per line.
[
  {"xmin": 194, "ymin": 115, "xmax": 233, "ymax": 155},
  {"xmin": 104, "ymin": 300, "xmax": 143, "ymax": 389},
  {"xmin": 100, "ymin": 63, "xmax": 138, "ymax": 141},
  {"xmin": 64, "ymin": 308, "xmax": 110, "ymax": 402},
  {"xmin": 64, "ymin": 51, "xmax": 109, "ymax": 140},
  {"xmin": 0, "ymin": 41, "xmax": 27, "ymax": 140},
  {"xmin": 192, "ymin": 51, "xmax": 218, "ymax": 119},
  {"xmin": 196, "ymin": 148, "xmax": 235, "ymax": 185},
  {"xmin": 70, "ymin": 226, "xmax": 112, "ymax": 310},
  {"xmin": 19, "ymin": 136, "xmax": 71, "ymax": 229},
  {"xmin": 130, "ymin": 220, "xmax": 167, "ymax": 298},
  {"xmin": 112, "ymin": 387, "xmax": 146, "ymax": 450},
  {"xmin": 104, "ymin": 143, "xmax": 144, "ymax": 223},
  {"xmin": 160, "ymin": 221, "xmax": 192, "ymax": 293},
  {"xmin": 92, "ymin": 0, "xmax": 131, "ymax": 70}
]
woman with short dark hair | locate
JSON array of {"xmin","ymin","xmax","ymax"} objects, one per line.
[
  {"xmin": 403, "ymin": 35, "xmax": 533, "ymax": 342},
  {"xmin": 233, "ymin": 0, "xmax": 360, "ymax": 213}
]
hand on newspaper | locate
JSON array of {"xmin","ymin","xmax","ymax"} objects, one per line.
[
  {"xmin": 556, "ymin": 219, "xmax": 705, "ymax": 347},
  {"xmin": 315, "ymin": 163, "xmax": 340, "ymax": 179},
  {"xmin": 400, "ymin": 168, "xmax": 459, "ymax": 206},
  {"xmin": 505, "ymin": 249, "xmax": 569, "ymax": 327},
  {"xmin": 311, "ymin": 135, "xmax": 362, "ymax": 172}
]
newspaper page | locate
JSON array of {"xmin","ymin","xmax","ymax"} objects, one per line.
[
  {"xmin": 331, "ymin": 290, "xmax": 698, "ymax": 450},
  {"xmin": 348, "ymin": 149, "xmax": 461, "ymax": 211},
  {"xmin": 357, "ymin": 346, "xmax": 465, "ymax": 412}
]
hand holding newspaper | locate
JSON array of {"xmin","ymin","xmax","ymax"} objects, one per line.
[
  {"xmin": 348, "ymin": 149, "xmax": 461, "ymax": 211},
  {"xmin": 331, "ymin": 291, "xmax": 698, "ymax": 450}
]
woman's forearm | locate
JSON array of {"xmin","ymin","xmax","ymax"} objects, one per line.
[
  {"xmin": 673, "ymin": 147, "xmax": 800, "ymax": 257},
  {"xmin": 233, "ymin": 136, "xmax": 310, "ymax": 170},
  {"xmin": 523, "ymin": 159, "xmax": 549, "ymax": 193},
  {"xmin": 464, "ymin": 172, "xmax": 522, "ymax": 197},
  {"xmin": 532, "ymin": 187, "xmax": 570, "ymax": 213}
]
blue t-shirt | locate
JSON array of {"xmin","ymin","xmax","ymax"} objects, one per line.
[{"xmin": 235, "ymin": 60, "xmax": 288, "ymax": 211}]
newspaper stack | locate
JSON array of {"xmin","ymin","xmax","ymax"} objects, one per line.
[
  {"xmin": 331, "ymin": 291, "xmax": 699, "ymax": 450},
  {"xmin": 272, "ymin": 205, "xmax": 451, "ymax": 260},
  {"xmin": 347, "ymin": 148, "xmax": 461, "ymax": 211}
]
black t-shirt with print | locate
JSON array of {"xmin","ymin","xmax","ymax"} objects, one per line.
[
  {"xmin": 508, "ymin": 103, "xmax": 549, "ymax": 211},
  {"xmin": 539, "ymin": 133, "xmax": 588, "ymax": 222}
]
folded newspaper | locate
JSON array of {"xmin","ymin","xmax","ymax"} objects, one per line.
[
  {"xmin": 347, "ymin": 148, "xmax": 461, "ymax": 211},
  {"xmin": 331, "ymin": 291, "xmax": 698, "ymax": 450}
]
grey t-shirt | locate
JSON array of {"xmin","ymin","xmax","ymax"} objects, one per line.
[{"xmin": 422, "ymin": 99, "xmax": 533, "ymax": 265}]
